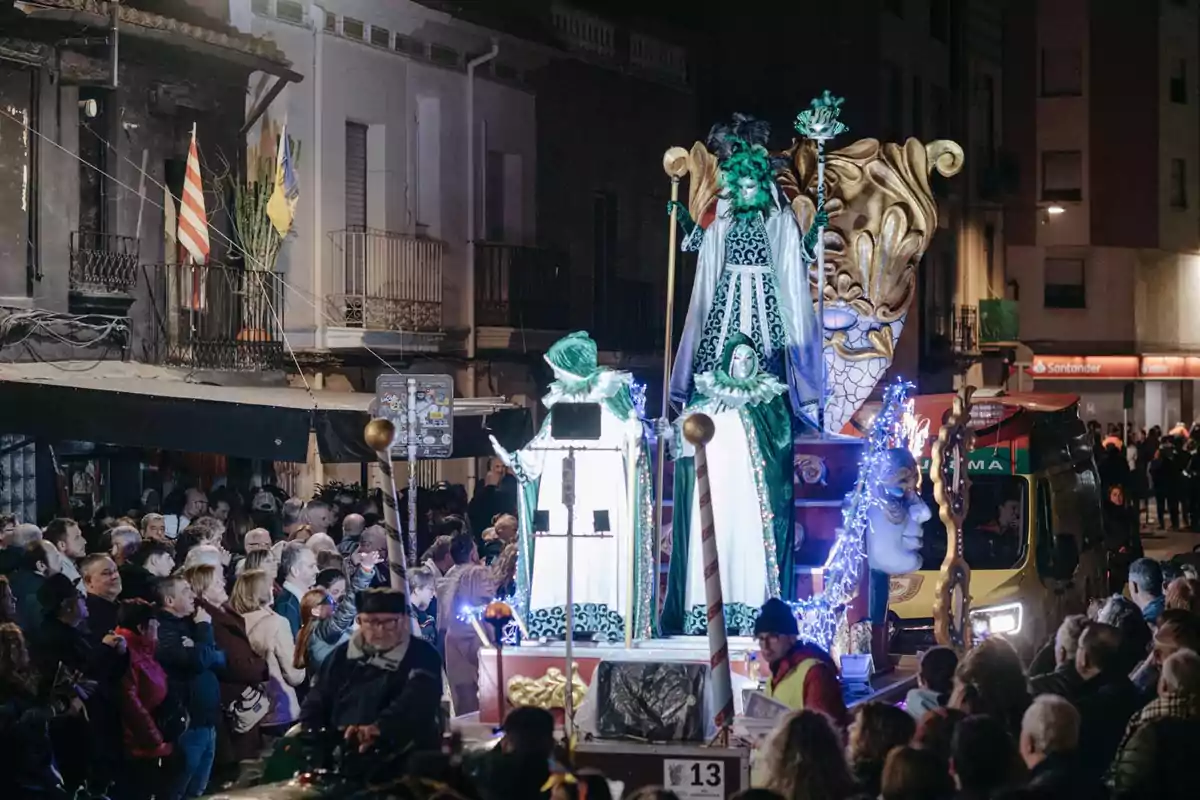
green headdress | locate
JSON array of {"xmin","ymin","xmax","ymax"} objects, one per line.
[
  {"xmin": 694, "ymin": 333, "xmax": 786, "ymax": 410},
  {"xmin": 544, "ymin": 331, "xmax": 599, "ymax": 386},
  {"xmin": 720, "ymin": 138, "xmax": 774, "ymax": 214}
]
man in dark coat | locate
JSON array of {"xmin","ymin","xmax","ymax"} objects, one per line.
[
  {"xmin": 301, "ymin": 587, "xmax": 443, "ymax": 763},
  {"xmin": 1073, "ymin": 622, "xmax": 1143, "ymax": 779}
]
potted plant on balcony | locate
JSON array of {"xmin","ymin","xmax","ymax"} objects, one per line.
[{"xmin": 225, "ymin": 118, "xmax": 301, "ymax": 347}]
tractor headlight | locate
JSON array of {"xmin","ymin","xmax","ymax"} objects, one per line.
[{"xmin": 970, "ymin": 602, "xmax": 1023, "ymax": 639}]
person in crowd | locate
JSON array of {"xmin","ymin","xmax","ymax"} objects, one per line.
[
  {"xmin": 81, "ymin": 554, "xmax": 124, "ymax": 644},
  {"xmin": 113, "ymin": 599, "xmax": 175, "ymax": 799},
  {"xmin": 305, "ymin": 532, "xmax": 338, "ymax": 557},
  {"xmin": 753, "ymin": 597, "xmax": 846, "ymax": 723},
  {"xmin": 1130, "ymin": 608, "xmax": 1200, "ymax": 701},
  {"xmin": 879, "ymin": 746, "xmax": 954, "ymax": 800},
  {"xmin": 950, "ymin": 636, "xmax": 1031, "ymax": 737},
  {"xmin": 294, "ymin": 551, "xmax": 378, "ymax": 678},
  {"xmin": 905, "ymin": 645, "xmax": 957, "ymax": 718},
  {"xmin": 281, "ymin": 499, "xmax": 307, "ymax": 541},
  {"xmin": 1030, "ymin": 615, "xmax": 1087, "ymax": 700},
  {"xmin": 468, "ymin": 457, "xmax": 518, "ymax": 541},
  {"xmin": 167, "ymin": 488, "xmax": 209, "ymax": 540},
  {"xmin": 122, "ymin": 541, "xmax": 175, "ymax": 603},
  {"xmin": 140, "ymin": 513, "xmax": 168, "ymax": 544},
  {"xmin": 243, "ymin": 528, "xmax": 272, "ymax": 555},
  {"xmin": 1164, "ymin": 575, "xmax": 1200, "ymax": 614},
  {"xmin": 359, "ymin": 524, "xmax": 394, "ymax": 587},
  {"xmin": 34, "ymin": 571, "xmax": 127, "ymax": 793},
  {"xmin": 337, "ymin": 513, "xmax": 366, "ymax": 558},
  {"xmin": 1011, "ymin": 694, "xmax": 1102, "ymax": 800},
  {"xmin": 1108, "ymin": 648, "xmax": 1200, "ymax": 799},
  {"xmin": 465, "ymin": 706, "xmax": 556, "ymax": 800},
  {"xmin": 949, "ymin": 714, "xmax": 1021, "ymax": 799},
  {"xmin": 186, "ymin": 563, "xmax": 268, "ymax": 789},
  {"xmin": 408, "ymin": 566, "xmax": 440, "ymax": 650},
  {"xmin": 157, "ymin": 574, "xmax": 227, "ymax": 798},
  {"xmin": 421, "ymin": 535, "xmax": 455, "ymax": 580},
  {"xmin": 1127, "ymin": 558, "xmax": 1165, "ymax": 627},
  {"xmin": 1069, "ymin": 621, "xmax": 1141, "ymax": 778},
  {"xmin": 757, "ymin": 708, "xmax": 857, "ymax": 800},
  {"xmin": 0, "ymin": 576, "xmax": 15, "ymax": 624},
  {"xmin": 436, "ymin": 532, "xmax": 481, "ymax": 635},
  {"xmin": 43, "ymin": 518, "xmax": 86, "ymax": 595},
  {"xmin": 0, "ymin": 513, "xmax": 14, "ymax": 544},
  {"xmin": 847, "ymin": 701, "xmax": 917, "ymax": 797},
  {"xmin": 912, "ymin": 706, "xmax": 966, "ymax": 763},
  {"xmin": 1095, "ymin": 595, "xmax": 1153, "ymax": 675},
  {"xmin": 233, "ymin": 568, "xmax": 305, "ymax": 736},
  {"xmin": 0, "ymin": 622, "xmax": 66, "ymax": 797},
  {"xmin": 109, "ymin": 526, "xmax": 141, "ymax": 568},
  {"xmin": 444, "ymin": 563, "xmax": 497, "ymax": 715},
  {"xmin": 316, "ymin": 567, "xmax": 348, "ymax": 602},
  {"xmin": 273, "ymin": 542, "xmax": 318, "ymax": 636},
  {"xmin": 9, "ymin": 541, "xmax": 60, "ymax": 634},
  {"xmin": 0, "ymin": 522, "xmax": 42, "ymax": 574},
  {"xmin": 304, "ymin": 501, "xmax": 335, "ymax": 537},
  {"xmin": 300, "ymin": 587, "xmax": 443, "ymax": 762}
]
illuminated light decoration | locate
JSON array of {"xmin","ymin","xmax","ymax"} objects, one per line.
[
  {"xmin": 901, "ymin": 400, "xmax": 930, "ymax": 464},
  {"xmin": 459, "ymin": 598, "xmax": 522, "ymax": 646},
  {"xmin": 630, "ymin": 379, "xmax": 648, "ymax": 419},
  {"xmin": 788, "ymin": 378, "xmax": 915, "ymax": 651}
]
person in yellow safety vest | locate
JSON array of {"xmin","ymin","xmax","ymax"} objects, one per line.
[{"xmin": 755, "ymin": 598, "xmax": 848, "ymax": 728}]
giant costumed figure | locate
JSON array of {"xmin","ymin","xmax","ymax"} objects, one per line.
[
  {"xmin": 490, "ymin": 331, "xmax": 656, "ymax": 642},
  {"xmin": 661, "ymin": 115, "xmax": 825, "ymax": 635}
]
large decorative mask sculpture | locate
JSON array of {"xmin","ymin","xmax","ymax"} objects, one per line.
[
  {"xmin": 780, "ymin": 139, "xmax": 964, "ymax": 432},
  {"xmin": 865, "ymin": 446, "xmax": 932, "ymax": 575}
]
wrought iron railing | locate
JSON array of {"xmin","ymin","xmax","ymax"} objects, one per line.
[
  {"xmin": 474, "ymin": 243, "xmax": 571, "ymax": 330},
  {"xmin": 145, "ymin": 262, "xmax": 286, "ymax": 371},
  {"xmin": 326, "ymin": 228, "xmax": 443, "ymax": 332},
  {"xmin": 69, "ymin": 231, "xmax": 139, "ymax": 293},
  {"xmin": 928, "ymin": 304, "xmax": 980, "ymax": 358}
]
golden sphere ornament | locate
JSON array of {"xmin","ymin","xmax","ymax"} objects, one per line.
[
  {"xmin": 364, "ymin": 417, "xmax": 396, "ymax": 452},
  {"xmin": 682, "ymin": 413, "xmax": 716, "ymax": 446},
  {"xmin": 484, "ymin": 601, "xmax": 514, "ymax": 622}
]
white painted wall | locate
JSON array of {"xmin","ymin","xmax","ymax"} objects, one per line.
[
  {"xmin": 1006, "ymin": 244, "xmax": 1137, "ymax": 344},
  {"xmin": 1137, "ymin": 252, "xmax": 1200, "ymax": 350},
  {"xmin": 230, "ymin": 0, "xmax": 537, "ymax": 342}
]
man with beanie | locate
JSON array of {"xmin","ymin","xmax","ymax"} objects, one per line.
[
  {"xmin": 754, "ymin": 597, "xmax": 847, "ymax": 725},
  {"xmin": 301, "ymin": 587, "xmax": 443, "ymax": 761}
]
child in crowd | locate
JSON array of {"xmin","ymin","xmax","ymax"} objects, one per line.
[
  {"xmin": 905, "ymin": 646, "xmax": 958, "ymax": 718},
  {"xmin": 409, "ymin": 566, "xmax": 440, "ymax": 652}
]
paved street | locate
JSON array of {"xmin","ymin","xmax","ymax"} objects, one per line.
[{"xmin": 1140, "ymin": 525, "xmax": 1199, "ymax": 561}]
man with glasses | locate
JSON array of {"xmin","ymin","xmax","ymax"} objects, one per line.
[
  {"xmin": 754, "ymin": 597, "xmax": 847, "ymax": 725},
  {"xmin": 300, "ymin": 587, "xmax": 443, "ymax": 760}
]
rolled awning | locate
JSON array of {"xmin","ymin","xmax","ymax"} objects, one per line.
[{"xmin": 0, "ymin": 361, "xmax": 531, "ymax": 463}]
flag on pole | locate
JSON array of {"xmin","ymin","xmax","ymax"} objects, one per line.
[
  {"xmin": 177, "ymin": 124, "xmax": 210, "ymax": 264},
  {"xmin": 266, "ymin": 122, "xmax": 299, "ymax": 237}
]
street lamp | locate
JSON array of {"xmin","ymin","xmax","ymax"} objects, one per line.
[{"xmin": 1045, "ymin": 204, "xmax": 1066, "ymax": 216}]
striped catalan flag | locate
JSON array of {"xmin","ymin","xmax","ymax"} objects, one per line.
[{"xmin": 177, "ymin": 123, "xmax": 210, "ymax": 264}]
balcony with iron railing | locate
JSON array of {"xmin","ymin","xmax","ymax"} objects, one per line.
[
  {"xmin": 144, "ymin": 262, "xmax": 286, "ymax": 371},
  {"xmin": 475, "ymin": 243, "xmax": 571, "ymax": 332},
  {"xmin": 325, "ymin": 229, "xmax": 443, "ymax": 337},
  {"xmin": 69, "ymin": 231, "xmax": 140, "ymax": 314}
]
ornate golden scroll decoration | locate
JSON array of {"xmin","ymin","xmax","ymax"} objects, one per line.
[
  {"xmin": 506, "ymin": 665, "xmax": 588, "ymax": 711},
  {"xmin": 931, "ymin": 386, "xmax": 976, "ymax": 651}
]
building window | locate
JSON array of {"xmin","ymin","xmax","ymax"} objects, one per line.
[
  {"xmin": 1041, "ymin": 48, "xmax": 1082, "ymax": 96},
  {"xmin": 323, "ymin": 12, "xmax": 336, "ymax": 32},
  {"xmin": 1041, "ymin": 151, "xmax": 1082, "ymax": 202},
  {"xmin": 395, "ymin": 34, "xmax": 424, "ymax": 58},
  {"xmin": 882, "ymin": 61, "xmax": 903, "ymax": 141},
  {"xmin": 1044, "ymin": 258, "xmax": 1085, "ymax": 309},
  {"xmin": 276, "ymin": 0, "xmax": 304, "ymax": 23},
  {"xmin": 345, "ymin": 122, "xmax": 368, "ymax": 232},
  {"xmin": 1171, "ymin": 158, "xmax": 1188, "ymax": 208},
  {"xmin": 884, "ymin": 0, "xmax": 904, "ymax": 17},
  {"xmin": 342, "ymin": 17, "xmax": 364, "ymax": 40},
  {"xmin": 251, "ymin": 0, "xmax": 269, "ymax": 14},
  {"xmin": 1171, "ymin": 59, "xmax": 1188, "ymax": 104},
  {"xmin": 930, "ymin": 0, "xmax": 949, "ymax": 42},
  {"xmin": 429, "ymin": 44, "xmax": 461, "ymax": 68},
  {"xmin": 0, "ymin": 66, "xmax": 35, "ymax": 298},
  {"xmin": 370, "ymin": 25, "xmax": 390, "ymax": 48},
  {"xmin": 912, "ymin": 75, "xmax": 924, "ymax": 139}
]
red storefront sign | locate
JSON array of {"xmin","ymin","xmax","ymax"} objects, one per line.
[
  {"xmin": 1026, "ymin": 355, "xmax": 1140, "ymax": 380},
  {"xmin": 1028, "ymin": 355, "xmax": 1200, "ymax": 379}
]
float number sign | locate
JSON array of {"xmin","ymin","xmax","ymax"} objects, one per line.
[
  {"xmin": 375, "ymin": 374, "xmax": 454, "ymax": 459},
  {"xmin": 663, "ymin": 760, "xmax": 724, "ymax": 799}
]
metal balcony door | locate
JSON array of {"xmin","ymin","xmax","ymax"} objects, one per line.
[{"xmin": 345, "ymin": 121, "xmax": 368, "ymax": 299}]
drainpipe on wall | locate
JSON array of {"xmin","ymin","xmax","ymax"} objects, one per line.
[
  {"xmin": 313, "ymin": 7, "xmax": 326, "ymax": 349},
  {"xmin": 465, "ymin": 40, "xmax": 499, "ymax": 494}
]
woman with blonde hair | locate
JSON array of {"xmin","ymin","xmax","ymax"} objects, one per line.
[
  {"xmin": 231, "ymin": 569, "xmax": 305, "ymax": 734},
  {"xmin": 758, "ymin": 709, "xmax": 857, "ymax": 800},
  {"xmin": 293, "ymin": 552, "xmax": 378, "ymax": 678}
]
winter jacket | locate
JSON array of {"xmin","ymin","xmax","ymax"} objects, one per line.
[
  {"xmin": 1107, "ymin": 691, "xmax": 1200, "ymax": 799},
  {"xmin": 85, "ymin": 594, "xmax": 120, "ymax": 642},
  {"xmin": 1029, "ymin": 662, "xmax": 1085, "ymax": 702},
  {"xmin": 7, "ymin": 568, "xmax": 45, "ymax": 635},
  {"xmin": 764, "ymin": 641, "xmax": 848, "ymax": 727},
  {"xmin": 305, "ymin": 566, "xmax": 372, "ymax": 674},
  {"xmin": 1073, "ymin": 670, "xmax": 1142, "ymax": 781},
  {"xmin": 113, "ymin": 625, "xmax": 172, "ymax": 759},
  {"xmin": 300, "ymin": 631, "xmax": 443, "ymax": 755},
  {"xmin": 998, "ymin": 753, "xmax": 1105, "ymax": 800},
  {"xmin": 118, "ymin": 563, "xmax": 159, "ymax": 604},
  {"xmin": 201, "ymin": 599, "xmax": 269, "ymax": 765},
  {"xmin": 0, "ymin": 676, "xmax": 66, "ymax": 798},
  {"xmin": 244, "ymin": 607, "xmax": 305, "ymax": 727},
  {"xmin": 272, "ymin": 588, "xmax": 302, "ymax": 637},
  {"xmin": 156, "ymin": 611, "xmax": 226, "ymax": 729}
]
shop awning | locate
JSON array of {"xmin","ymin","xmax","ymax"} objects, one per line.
[{"xmin": 0, "ymin": 361, "xmax": 531, "ymax": 463}]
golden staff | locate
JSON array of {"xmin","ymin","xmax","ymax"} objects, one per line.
[
  {"xmin": 655, "ymin": 147, "xmax": 691, "ymax": 606},
  {"xmin": 363, "ymin": 418, "xmax": 410, "ymax": 594},
  {"xmin": 931, "ymin": 387, "xmax": 975, "ymax": 651}
]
